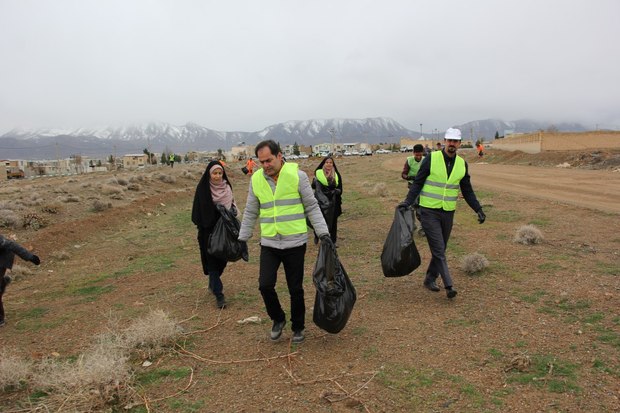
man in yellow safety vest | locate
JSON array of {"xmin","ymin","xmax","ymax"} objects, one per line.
[
  {"xmin": 399, "ymin": 128, "xmax": 486, "ymax": 299},
  {"xmin": 238, "ymin": 140, "xmax": 329, "ymax": 344}
]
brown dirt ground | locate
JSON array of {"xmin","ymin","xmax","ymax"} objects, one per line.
[{"xmin": 0, "ymin": 149, "xmax": 619, "ymax": 412}]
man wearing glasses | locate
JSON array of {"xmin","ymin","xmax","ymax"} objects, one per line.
[{"xmin": 399, "ymin": 128, "xmax": 486, "ymax": 299}]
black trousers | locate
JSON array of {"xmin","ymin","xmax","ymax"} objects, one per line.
[
  {"xmin": 419, "ymin": 207, "xmax": 455, "ymax": 289},
  {"xmin": 259, "ymin": 244, "xmax": 307, "ymax": 332},
  {"xmin": 197, "ymin": 229, "xmax": 227, "ymax": 297},
  {"xmin": 0, "ymin": 268, "xmax": 7, "ymax": 322}
]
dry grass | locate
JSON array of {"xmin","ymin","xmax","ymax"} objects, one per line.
[
  {"xmin": 59, "ymin": 194, "xmax": 81, "ymax": 203},
  {"xmin": 0, "ymin": 350, "xmax": 33, "ymax": 390},
  {"xmin": 100, "ymin": 184, "xmax": 124, "ymax": 195},
  {"xmin": 116, "ymin": 177, "xmax": 129, "ymax": 186},
  {"xmin": 0, "ymin": 209, "xmax": 23, "ymax": 228},
  {"xmin": 514, "ymin": 224, "xmax": 544, "ymax": 245},
  {"xmin": 0, "ymin": 310, "xmax": 182, "ymax": 411},
  {"xmin": 156, "ymin": 173, "xmax": 177, "ymax": 184},
  {"xmin": 49, "ymin": 250, "xmax": 71, "ymax": 261},
  {"xmin": 370, "ymin": 182, "xmax": 389, "ymax": 197},
  {"xmin": 127, "ymin": 183, "xmax": 142, "ymax": 191},
  {"xmin": 460, "ymin": 252, "xmax": 490, "ymax": 274},
  {"xmin": 10, "ymin": 264, "xmax": 34, "ymax": 278},
  {"xmin": 41, "ymin": 202, "xmax": 62, "ymax": 214},
  {"xmin": 92, "ymin": 199, "xmax": 112, "ymax": 212}
]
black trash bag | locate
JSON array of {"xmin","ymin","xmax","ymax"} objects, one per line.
[
  {"xmin": 312, "ymin": 240, "xmax": 356, "ymax": 333},
  {"xmin": 308, "ymin": 183, "xmax": 336, "ymax": 231},
  {"xmin": 207, "ymin": 204, "xmax": 249, "ymax": 262},
  {"xmin": 241, "ymin": 166, "xmax": 249, "ymax": 175},
  {"xmin": 380, "ymin": 205, "xmax": 421, "ymax": 277}
]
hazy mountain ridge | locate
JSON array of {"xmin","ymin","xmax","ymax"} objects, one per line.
[{"xmin": 1, "ymin": 118, "xmax": 587, "ymax": 159}]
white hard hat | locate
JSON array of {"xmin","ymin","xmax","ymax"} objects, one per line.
[{"xmin": 445, "ymin": 128, "xmax": 462, "ymax": 140}]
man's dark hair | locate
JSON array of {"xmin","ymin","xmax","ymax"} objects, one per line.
[
  {"xmin": 413, "ymin": 144, "xmax": 424, "ymax": 153},
  {"xmin": 255, "ymin": 140, "xmax": 281, "ymax": 157}
]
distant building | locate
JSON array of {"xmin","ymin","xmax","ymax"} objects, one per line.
[{"xmin": 122, "ymin": 154, "xmax": 149, "ymax": 169}]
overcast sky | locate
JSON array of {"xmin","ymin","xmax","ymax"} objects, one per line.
[{"xmin": 1, "ymin": 0, "xmax": 619, "ymax": 135}]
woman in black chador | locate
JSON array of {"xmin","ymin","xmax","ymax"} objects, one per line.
[
  {"xmin": 312, "ymin": 156, "xmax": 343, "ymax": 245},
  {"xmin": 192, "ymin": 161, "xmax": 237, "ymax": 309}
]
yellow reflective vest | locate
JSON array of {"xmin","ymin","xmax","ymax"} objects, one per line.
[
  {"xmin": 419, "ymin": 151, "xmax": 465, "ymax": 211},
  {"xmin": 315, "ymin": 169, "xmax": 339, "ymax": 186},
  {"xmin": 251, "ymin": 163, "xmax": 307, "ymax": 237},
  {"xmin": 407, "ymin": 157, "xmax": 422, "ymax": 179}
]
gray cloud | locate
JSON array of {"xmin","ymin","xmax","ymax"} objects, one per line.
[{"xmin": 1, "ymin": 0, "xmax": 619, "ymax": 134}]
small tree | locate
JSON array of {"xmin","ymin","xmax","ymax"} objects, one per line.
[
  {"xmin": 293, "ymin": 142, "xmax": 300, "ymax": 156},
  {"xmin": 108, "ymin": 155, "xmax": 115, "ymax": 165},
  {"xmin": 494, "ymin": 131, "xmax": 499, "ymax": 140},
  {"xmin": 161, "ymin": 152, "xmax": 167, "ymax": 165}
]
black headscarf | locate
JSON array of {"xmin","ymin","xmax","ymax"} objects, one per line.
[
  {"xmin": 314, "ymin": 156, "xmax": 343, "ymax": 191},
  {"xmin": 192, "ymin": 161, "xmax": 233, "ymax": 230}
]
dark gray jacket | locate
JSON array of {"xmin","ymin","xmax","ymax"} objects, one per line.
[{"xmin": 0, "ymin": 235, "xmax": 36, "ymax": 269}]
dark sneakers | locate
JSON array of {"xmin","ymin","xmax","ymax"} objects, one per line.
[
  {"xmin": 3, "ymin": 275, "xmax": 11, "ymax": 286},
  {"xmin": 446, "ymin": 288, "xmax": 458, "ymax": 299},
  {"xmin": 292, "ymin": 330, "xmax": 305, "ymax": 344},
  {"xmin": 423, "ymin": 279, "xmax": 440, "ymax": 292},
  {"xmin": 216, "ymin": 295, "xmax": 227, "ymax": 309},
  {"xmin": 270, "ymin": 320, "xmax": 286, "ymax": 341}
]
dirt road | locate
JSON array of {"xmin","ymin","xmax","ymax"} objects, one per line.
[{"xmin": 384, "ymin": 156, "xmax": 620, "ymax": 214}]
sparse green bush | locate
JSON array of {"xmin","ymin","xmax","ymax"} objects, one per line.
[
  {"xmin": 461, "ymin": 253, "xmax": 490, "ymax": 274},
  {"xmin": 515, "ymin": 224, "xmax": 544, "ymax": 245}
]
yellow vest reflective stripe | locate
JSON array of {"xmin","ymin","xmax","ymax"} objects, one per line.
[
  {"xmin": 315, "ymin": 169, "xmax": 339, "ymax": 186},
  {"xmin": 252, "ymin": 163, "xmax": 307, "ymax": 237},
  {"xmin": 419, "ymin": 151, "xmax": 465, "ymax": 211},
  {"xmin": 407, "ymin": 157, "xmax": 422, "ymax": 178}
]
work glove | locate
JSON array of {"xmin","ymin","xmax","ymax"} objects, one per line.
[
  {"xmin": 476, "ymin": 209, "xmax": 486, "ymax": 224},
  {"xmin": 31, "ymin": 255, "xmax": 41, "ymax": 266},
  {"xmin": 319, "ymin": 234, "xmax": 334, "ymax": 248},
  {"xmin": 239, "ymin": 241, "xmax": 249, "ymax": 262}
]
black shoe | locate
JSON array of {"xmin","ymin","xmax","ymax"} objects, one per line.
[
  {"xmin": 292, "ymin": 330, "xmax": 305, "ymax": 344},
  {"xmin": 423, "ymin": 280, "xmax": 440, "ymax": 292},
  {"xmin": 216, "ymin": 295, "xmax": 227, "ymax": 309},
  {"xmin": 3, "ymin": 275, "xmax": 11, "ymax": 286},
  {"xmin": 446, "ymin": 288, "xmax": 458, "ymax": 299},
  {"xmin": 271, "ymin": 320, "xmax": 286, "ymax": 341},
  {"xmin": 0, "ymin": 319, "xmax": 5, "ymax": 327}
]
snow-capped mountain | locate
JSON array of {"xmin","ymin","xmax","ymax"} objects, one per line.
[{"xmin": 0, "ymin": 117, "xmax": 588, "ymax": 160}]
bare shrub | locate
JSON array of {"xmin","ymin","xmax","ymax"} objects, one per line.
[
  {"xmin": 116, "ymin": 177, "xmax": 129, "ymax": 186},
  {"xmin": 50, "ymin": 250, "xmax": 70, "ymax": 261},
  {"xmin": 0, "ymin": 350, "xmax": 33, "ymax": 390},
  {"xmin": 0, "ymin": 210, "xmax": 23, "ymax": 228},
  {"xmin": 60, "ymin": 195, "xmax": 81, "ymax": 203},
  {"xmin": 22, "ymin": 192, "xmax": 43, "ymax": 206},
  {"xmin": 0, "ymin": 200, "xmax": 16, "ymax": 210},
  {"xmin": 41, "ymin": 202, "xmax": 62, "ymax": 214},
  {"xmin": 127, "ymin": 183, "xmax": 141, "ymax": 191},
  {"xmin": 33, "ymin": 347, "xmax": 131, "ymax": 411},
  {"xmin": 156, "ymin": 173, "xmax": 176, "ymax": 184},
  {"xmin": 370, "ymin": 182, "xmax": 388, "ymax": 197},
  {"xmin": 461, "ymin": 253, "xmax": 490, "ymax": 274},
  {"xmin": 0, "ymin": 187, "xmax": 20, "ymax": 195},
  {"xmin": 514, "ymin": 224, "xmax": 544, "ymax": 245},
  {"xmin": 129, "ymin": 174, "xmax": 146, "ymax": 183},
  {"xmin": 107, "ymin": 177, "xmax": 119, "ymax": 185},
  {"xmin": 92, "ymin": 200, "xmax": 112, "ymax": 212},
  {"xmin": 80, "ymin": 182, "xmax": 92, "ymax": 188},
  {"xmin": 22, "ymin": 213, "xmax": 47, "ymax": 230},
  {"xmin": 121, "ymin": 309, "xmax": 183, "ymax": 358},
  {"xmin": 52, "ymin": 185, "xmax": 69, "ymax": 194},
  {"xmin": 100, "ymin": 184, "xmax": 123, "ymax": 195},
  {"xmin": 110, "ymin": 193, "xmax": 124, "ymax": 200},
  {"xmin": 67, "ymin": 177, "xmax": 78, "ymax": 183},
  {"xmin": 181, "ymin": 170, "xmax": 195, "ymax": 179}
]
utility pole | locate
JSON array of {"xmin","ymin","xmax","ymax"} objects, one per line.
[
  {"xmin": 328, "ymin": 127, "xmax": 336, "ymax": 155},
  {"xmin": 419, "ymin": 123, "xmax": 423, "ymax": 138},
  {"xmin": 55, "ymin": 142, "xmax": 60, "ymax": 175}
]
